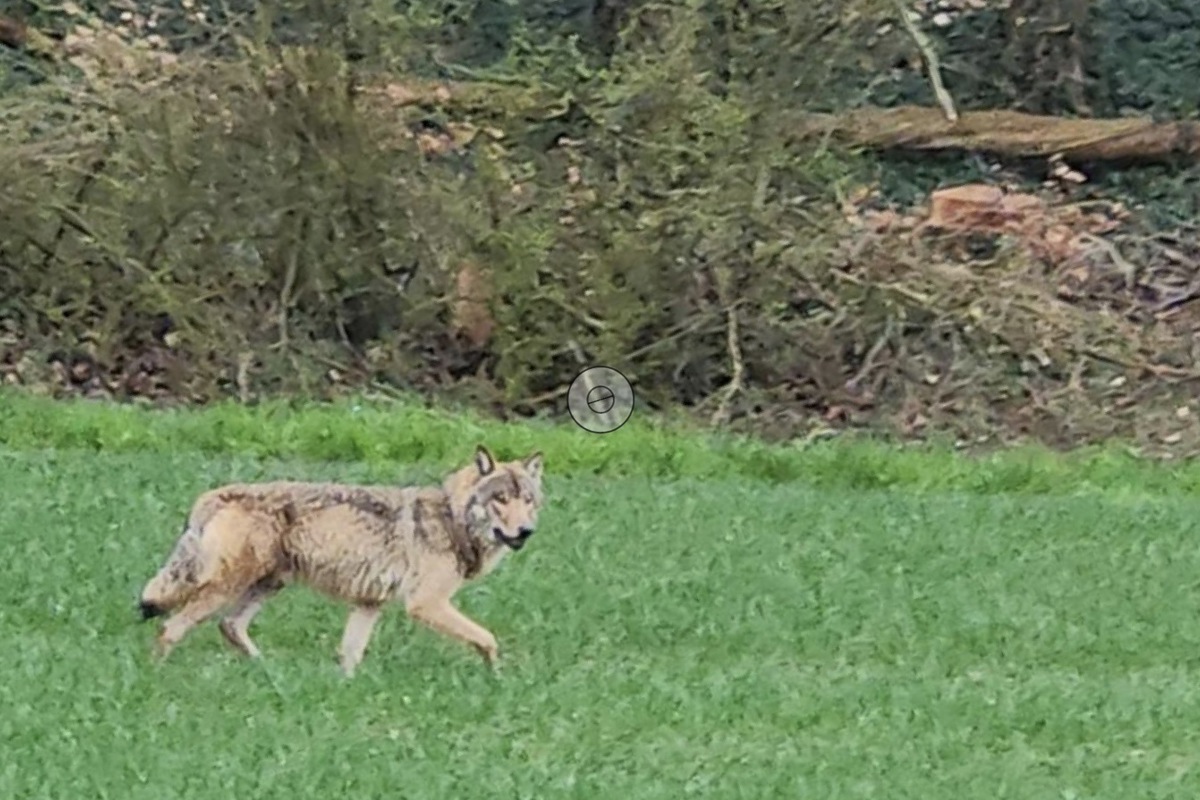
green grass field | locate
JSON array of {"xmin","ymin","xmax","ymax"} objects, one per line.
[{"xmin": 3, "ymin": 394, "xmax": 1200, "ymax": 798}]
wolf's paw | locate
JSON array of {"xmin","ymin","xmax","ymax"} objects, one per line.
[
  {"xmin": 152, "ymin": 633, "xmax": 175, "ymax": 662},
  {"xmin": 475, "ymin": 637, "xmax": 500, "ymax": 672}
]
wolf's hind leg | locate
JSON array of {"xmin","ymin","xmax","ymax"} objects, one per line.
[
  {"xmin": 218, "ymin": 576, "xmax": 284, "ymax": 659},
  {"xmin": 338, "ymin": 604, "xmax": 382, "ymax": 678},
  {"xmin": 154, "ymin": 586, "xmax": 235, "ymax": 660}
]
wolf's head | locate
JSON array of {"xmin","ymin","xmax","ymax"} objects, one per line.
[{"xmin": 445, "ymin": 444, "xmax": 545, "ymax": 552}]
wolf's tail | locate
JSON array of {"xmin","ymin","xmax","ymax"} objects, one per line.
[{"xmin": 138, "ymin": 522, "xmax": 215, "ymax": 621}]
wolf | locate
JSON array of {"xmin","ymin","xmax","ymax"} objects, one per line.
[{"xmin": 137, "ymin": 444, "xmax": 544, "ymax": 677}]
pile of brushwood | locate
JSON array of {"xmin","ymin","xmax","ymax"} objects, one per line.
[{"xmin": 1, "ymin": 0, "xmax": 1199, "ymax": 455}]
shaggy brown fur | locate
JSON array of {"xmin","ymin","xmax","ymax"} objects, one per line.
[{"xmin": 138, "ymin": 445, "xmax": 544, "ymax": 676}]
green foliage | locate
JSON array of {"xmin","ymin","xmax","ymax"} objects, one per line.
[
  {"xmin": 1090, "ymin": 0, "xmax": 1200, "ymax": 119},
  {"xmin": 2, "ymin": 391, "xmax": 1199, "ymax": 499},
  {"xmin": 5, "ymin": 444, "xmax": 1200, "ymax": 796},
  {"xmin": 0, "ymin": 0, "xmax": 870, "ymax": 412},
  {"xmin": 2, "ymin": 0, "xmax": 1200, "ymax": 450}
]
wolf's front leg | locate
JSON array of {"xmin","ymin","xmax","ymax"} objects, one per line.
[{"xmin": 405, "ymin": 598, "xmax": 499, "ymax": 667}]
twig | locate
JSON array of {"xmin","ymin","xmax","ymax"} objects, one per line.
[
  {"xmin": 710, "ymin": 264, "xmax": 745, "ymax": 427},
  {"xmin": 143, "ymin": 205, "xmax": 195, "ymax": 274},
  {"xmin": 276, "ymin": 250, "xmax": 300, "ymax": 349},
  {"xmin": 831, "ymin": 268, "xmax": 933, "ymax": 305},
  {"xmin": 621, "ymin": 307, "xmax": 733, "ymax": 362},
  {"xmin": 272, "ymin": 213, "xmax": 310, "ymax": 351},
  {"xmin": 235, "ymin": 351, "xmax": 253, "ymax": 403},
  {"xmin": 514, "ymin": 339, "xmax": 596, "ymax": 411},
  {"xmin": 518, "ymin": 308, "xmax": 733, "ymax": 412},
  {"xmin": 848, "ymin": 320, "xmax": 894, "ymax": 389},
  {"xmin": 566, "ymin": 339, "xmax": 589, "ymax": 366},
  {"xmin": 306, "ymin": 352, "xmax": 418, "ymax": 400},
  {"xmin": 1155, "ymin": 287, "xmax": 1200, "ymax": 316},
  {"xmin": 1077, "ymin": 232, "xmax": 1138, "ymax": 289},
  {"xmin": 43, "ymin": 149, "xmax": 109, "ymax": 272},
  {"xmin": 891, "ymin": 0, "xmax": 958, "ymax": 123},
  {"xmin": 535, "ymin": 293, "xmax": 607, "ymax": 332},
  {"xmin": 519, "ymin": 384, "xmax": 572, "ymax": 408},
  {"xmin": 47, "ymin": 202, "xmax": 172, "ymax": 301}
]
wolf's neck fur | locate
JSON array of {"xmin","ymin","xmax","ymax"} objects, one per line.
[
  {"xmin": 437, "ymin": 474, "xmax": 491, "ymax": 580},
  {"xmin": 438, "ymin": 462, "xmax": 520, "ymax": 580}
]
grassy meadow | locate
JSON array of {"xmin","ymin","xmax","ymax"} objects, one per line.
[{"xmin": 2, "ymin": 393, "xmax": 1200, "ymax": 798}]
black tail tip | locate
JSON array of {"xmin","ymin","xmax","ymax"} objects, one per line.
[{"xmin": 139, "ymin": 600, "xmax": 165, "ymax": 621}]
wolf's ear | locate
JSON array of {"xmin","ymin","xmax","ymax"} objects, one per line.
[
  {"xmin": 523, "ymin": 451, "xmax": 544, "ymax": 482},
  {"xmin": 474, "ymin": 444, "xmax": 497, "ymax": 476}
]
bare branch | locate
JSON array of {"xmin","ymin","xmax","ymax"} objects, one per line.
[{"xmin": 891, "ymin": 0, "xmax": 958, "ymax": 123}]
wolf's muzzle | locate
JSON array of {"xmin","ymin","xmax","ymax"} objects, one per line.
[{"xmin": 493, "ymin": 526, "xmax": 535, "ymax": 551}]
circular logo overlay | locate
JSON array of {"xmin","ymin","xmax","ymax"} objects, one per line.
[{"xmin": 568, "ymin": 366, "xmax": 635, "ymax": 434}]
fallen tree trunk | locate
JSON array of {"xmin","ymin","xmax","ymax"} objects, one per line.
[
  {"xmin": 364, "ymin": 86, "xmax": 1200, "ymax": 166},
  {"xmin": 791, "ymin": 105, "xmax": 1200, "ymax": 164},
  {"xmin": 364, "ymin": 84, "xmax": 1200, "ymax": 166}
]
